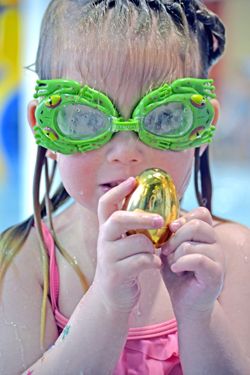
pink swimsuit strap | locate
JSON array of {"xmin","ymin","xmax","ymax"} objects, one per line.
[
  {"xmin": 128, "ymin": 318, "xmax": 177, "ymax": 339},
  {"xmin": 41, "ymin": 222, "xmax": 68, "ymax": 330}
]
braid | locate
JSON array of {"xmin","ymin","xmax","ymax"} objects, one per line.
[
  {"xmin": 195, "ymin": 4, "xmax": 225, "ymax": 67},
  {"xmin": 132, "ymin": 0, "xmax": 226, "ymax": 72},
  {"xmin": 162, "ymin": 0, "xmax": 225, "ymax": 71},
  {"xmin": 131, "ymin": 0, "xmax": 225, "ymax": 73}
]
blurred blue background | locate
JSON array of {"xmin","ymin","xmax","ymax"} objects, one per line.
[{"xmin": 0, "ymin": 0, "xmax": 249, "ymax": 232}]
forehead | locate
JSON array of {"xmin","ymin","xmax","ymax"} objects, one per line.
[{"xmin": 58, "ymin": 12, "xmax": 201, "ymax": 117}]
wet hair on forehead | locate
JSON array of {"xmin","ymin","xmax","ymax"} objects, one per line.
[
  {"xmin": 36, "ymin": 0, "xmax": 225, "ymax": 99},
  {"xmin": 70, "ymin": 11, "xmax": 201, "ymax": 106}
]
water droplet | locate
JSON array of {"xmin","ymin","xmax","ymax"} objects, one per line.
[
  {"xmin": 136, "ymin": 305, "xmax": 142, "ymax": 317},
  {"xmin": 244, "ymin": 256, "xmax": 248, "ymax": 263}
]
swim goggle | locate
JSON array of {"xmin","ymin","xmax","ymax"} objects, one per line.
[{"xmin": 33, "ymin": 77, "xmax": 216, "ymax": 154}]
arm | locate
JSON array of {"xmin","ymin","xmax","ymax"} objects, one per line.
[
  {"xmin": 22, "ymin": 286, "xmax": 130, "ymax": 375},
  {"xmin": 0, "ymin": 255, "xmax": 129, "ymax": 375},
  {"xmin": 161, "ymin": 209, "xmax": 250, "ymax": 375}
]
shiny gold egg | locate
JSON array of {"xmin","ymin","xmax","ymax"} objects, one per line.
[{"xmin": 122, "ymin": 168, "xmax": 179, "ymax": 248}]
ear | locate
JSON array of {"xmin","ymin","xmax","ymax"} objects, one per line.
[
  {"xmin": 46, "ymin": 149, "xmax": 58, "ymax": 161},
  {"xmin": 27, "ymin": 100, "xmax": 58, "ymax": 161},
  {"xmin": 27, "ymin": 100, "xmax": 38, "ymax": 131},
  {"xmin": 199, "ymin": 98, "xmax": 220, "ymax": 156},
  {"xmin": 210, "ymin": 98, "xmax": 220, "ymax": 126}
]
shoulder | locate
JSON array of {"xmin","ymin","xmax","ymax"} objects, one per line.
[
  {"xmin": 0, "ymin": 225, "xmax": 58, "ymax": 373},
  {"xmin": 214, "ymin": 219, "xmax": 250, "ymax": 258},
  {"xmin": 213, "ymin": 219, "xmax": 250, "ymax": 275},
  {"xmin": 214, "ymin": 221, "xmax": 250, "ymax": 352},
  {"xmin": 0, "ymin": 225, "xmax": 44, "ymax": 285}
]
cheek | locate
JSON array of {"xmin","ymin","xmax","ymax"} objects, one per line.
[
  {"xmin": 171, "ymin": 151, "xmax": 194, "ymax": 197},
  {"xmin": 153, "ymin": 149, "xmax": 194, "ymax": 197},
  {"xmin": 56, "ymin": 154, "xmax": 98, "ymax": 206}
]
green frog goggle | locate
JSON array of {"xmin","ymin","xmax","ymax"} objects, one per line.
[{"xmin": 33, "ymin": 77, "xmax": 216, "ymax": 154}]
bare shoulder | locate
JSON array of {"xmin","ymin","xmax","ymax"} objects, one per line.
[
  {"xmin": 0, "ymin": 226, "xmax": 58, "ymax": 374},
  {"xmin": 214, "ymin": 219, "xmax": 250, "ymax": 262},
  {"xmin": 214, "ymin": 220, "xmax": 250, "ymax": 289},
  {"xmin": 214, "ymin": 220, "xmax": 250, "ymax": 353}
]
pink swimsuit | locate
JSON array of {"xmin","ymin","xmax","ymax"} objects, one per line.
[{"xmin": 42, "ymin": 223, "xmax": 182, "ymax": 374}]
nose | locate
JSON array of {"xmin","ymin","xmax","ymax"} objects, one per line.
[{"xmin": 106, "ymin": 132, "xmax": 143, "ymax": 164}]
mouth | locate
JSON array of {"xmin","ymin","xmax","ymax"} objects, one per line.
[{"xmin": 99, "ymin": 179, "xmax": 126, "ymax": 192}]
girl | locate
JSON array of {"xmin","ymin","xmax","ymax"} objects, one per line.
[{"xmin": 1, "ymin": 0, "xmax": 250, "ymax": 374}]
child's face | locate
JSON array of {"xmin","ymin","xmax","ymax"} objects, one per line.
[{"xmin": 54, "ymin": 79, "xmax": 194, "ymax": 212}]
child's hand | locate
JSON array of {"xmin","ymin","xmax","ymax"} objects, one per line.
[
  {"xmin": 93, "ymin": 177, "xmax": 163, "ymax": 313},
  {"xmin": 160, "ymin": 207, "xmax": 225, "ymax": 321}
]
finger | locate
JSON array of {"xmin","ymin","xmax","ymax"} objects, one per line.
[
  {"xmin": 117, "ymin": 252, "xmax": 162, "ymax": 277},
  {"xmin": 104, "ymin": 234, "xmax": 156, "ymax": 262},
  {"xmin": 167, "ymin": 242, "xmax": 218, "ymax": 267},
  {"xmin": 101, "ymin": 210, "xmax": 164, "ymax": 241},
  {"xmin": 170, "ymin": 207, "xmax": 213, "ymax": 233},
  {"xmin": 162, "ymin": 220, "xmax": 216, "ymax": 255},
  {"xmin": 170, "ymin": 254, "xmax": 223, "ymax": 285},
  {"xmin": 98, "ymin": 177, "xmax": 136, "ymax": 224}
]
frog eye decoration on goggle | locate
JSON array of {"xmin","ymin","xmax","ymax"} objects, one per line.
[{"xmin": 33, "ymin": 77, "xmax": 216, "ymax": 154}]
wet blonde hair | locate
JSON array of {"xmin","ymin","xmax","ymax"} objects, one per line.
[{"xmin": 1, "ymin": 0, "xmax": 225, "ymax": 346}]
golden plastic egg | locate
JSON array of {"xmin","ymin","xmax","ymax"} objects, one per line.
[{"xmin": 122, "ymin": 168, "xmax": 179, "ymax": 248}]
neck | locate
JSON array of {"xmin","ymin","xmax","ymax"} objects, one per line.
[{"xmin": 53, "ymin": 201, "xmax": 99, "ymax": 268}]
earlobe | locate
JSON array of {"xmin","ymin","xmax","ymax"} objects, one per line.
[
  {"xmin": 27, "ymin": 100, "xmax": 38, "ymax": 132},
  {"xmin": 46, "ymin": 150, "xmax": 58, "ymax": 161},
  {"xmin": 211, "ymin": 98, "xmax": 220, "ymax": 126}
]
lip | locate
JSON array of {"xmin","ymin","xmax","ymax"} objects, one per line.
[{"xmin": 99, "ymin": 179, "xmax": 127, "ymax": 193}]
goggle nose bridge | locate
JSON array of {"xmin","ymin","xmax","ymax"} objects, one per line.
[{"xmin": 111, "ymin": 117, "xmax": 140, "ymax": 132}]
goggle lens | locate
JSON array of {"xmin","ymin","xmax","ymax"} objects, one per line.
[
  {"xmin": 143, "ymin": 103, "xmax": 193, "ymax": 137},
  {"xmin": 57, "ymin": 104, "xmax": 110, "ymax": 140}
]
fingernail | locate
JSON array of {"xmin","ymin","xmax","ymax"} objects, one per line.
[
  {"xmin": 125, "ymin": 177, "xmax": 135, "ymax": 185},
  {"xmin": 171, "ymin": 217, "xmax": 186, "ymax": 231},
  {"xmin": 152, "ymin": 215, "xmax": 164, "ymax": 227},
  {"xmin": 170, "ymin": 221, "xmax": 181, "ymax": 231}
]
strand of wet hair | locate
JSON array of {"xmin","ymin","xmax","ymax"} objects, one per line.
[
  {"xmin": 194, "ymin": 147, "xmax": 212, "ymax": 211},
  {"xmin": 33, "ymin": 146, "xmax": 50, "ymax": 347}
]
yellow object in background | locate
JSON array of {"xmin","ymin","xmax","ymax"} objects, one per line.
[
  {"xmin": 0, "ymin": 1, "xmax": 18, "ymax": 6},
  {"xmin": 0, "ymin": 5, "xmax": 20, "ymax": 102},
  {"xmin": 0, "ymin": 3, "xmax": 21, "ymax": 225}
]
